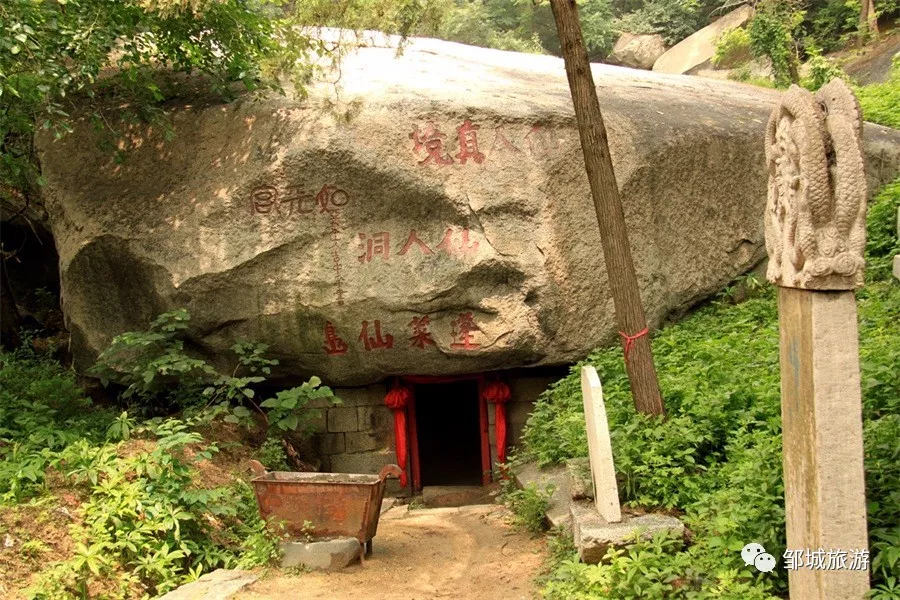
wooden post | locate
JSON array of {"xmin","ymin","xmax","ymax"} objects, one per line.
[
  {"xmin": 549, "ymin": 0, "xmax": 664, "ymax": 416},
  {"xmin": 765, "ymin": 80, "xmax": 870, "ymax": 599}
]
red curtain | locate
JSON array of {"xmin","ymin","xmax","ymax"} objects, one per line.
[
  {"xmin": 384, "ymin": 386, "xmax": 410, "ymax": 487},
  {"xmin": 482, "ymin": 381, "xmax": 512, "ymax": 466}
]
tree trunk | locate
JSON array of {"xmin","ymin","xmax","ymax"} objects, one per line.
[
  {"xmin": 868, "ymin": 0, "xmax": 879, "ymax": 35},
  {"xmin": 857, "ymin": 0, "xmax": 877, "ymax": 46},
  {"xmin": 549, "ymin": 0, "xmax": 665, "ymax": 416}
]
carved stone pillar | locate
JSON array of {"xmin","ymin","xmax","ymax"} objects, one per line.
[{"xmin": 765, "ymin": 79, "xmax": 870, "ymax": 599}]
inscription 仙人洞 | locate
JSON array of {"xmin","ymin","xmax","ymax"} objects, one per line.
[
  {"xmin": 249, "ymin": 183, "xmax": 349, "ymax": 217},
  {"xmin": 357, "ymin": 227, "xmax": 479, "ymax": 263},
  {"xmin": 410, "ymin": 121, "xmax": 565, "ymax": 165}
]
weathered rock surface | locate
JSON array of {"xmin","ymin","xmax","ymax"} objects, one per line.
[
  {"xmin": 653, "ymin": 5, "xmax": 755, "ymax": 74},
  {"xmin": 35, "ymin": 36, "xmax": 900, "ymax": 386},
  {"xmin": 279, "ymin": 537, "xmax": 362, "ymax": 570},
  {"xmin": 606, "ymin": 33, "xmax": 667, "ymax": 70},
  {"xmin": 158, "ymin": 570, "xmax": 258, "ymax": 600},
  {"xmin": 570, "ymin": 502, "xmax": 685, "ymax": 564}
]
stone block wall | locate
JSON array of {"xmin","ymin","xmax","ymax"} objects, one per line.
[{"xmin": 308, "ymin": 383, "xmax": 400, "ymax": 492}]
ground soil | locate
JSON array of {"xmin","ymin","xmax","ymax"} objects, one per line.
[
  {"xmin": 237, "ymin": 504, "xmax": 547, "ymax": 600},
  {"xmin": 0, "ymin": 497, "xmax": 80, "ymax": 599}
]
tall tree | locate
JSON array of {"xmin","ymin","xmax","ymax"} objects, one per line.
[
  {"xmin": 858, "ymin": 0, "xmax": 879, "ymax": 47},
  {"xmin": 549, "ymin": 0, "xmax": 665, "ymax": 415}
]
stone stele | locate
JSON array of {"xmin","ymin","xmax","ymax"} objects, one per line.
[
  {"xmin": 33, "ymin": 36, "xmax": 900, "ymax": 386},
  {"xmin": 764, "ymin": 79, "xmax": 868, "ymax": 290},
  {"xmin": 580, "ymin": 366, "xmax": 621, "ymax": 523}
]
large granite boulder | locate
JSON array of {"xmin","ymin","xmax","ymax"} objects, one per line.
[
  {"xmin": 653, "ymin": 5, "xmax": 755, "ymax": 75},
  {"xmin": 35, "ymin": 36, "xmax": 900, "ymax": 386},
  {"xmin": 606, "ymin": 33, "xmax": 667, "ymax": 70}
]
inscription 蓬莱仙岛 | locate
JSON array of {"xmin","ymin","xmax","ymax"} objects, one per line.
[{"xmin": 320, "ymin": 313, "xmax": 484, "ymax": 356}]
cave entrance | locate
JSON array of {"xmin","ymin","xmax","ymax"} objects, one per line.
[{"xmin": 409, "ymin": 379, "xmax": 489, "ymax": 491}]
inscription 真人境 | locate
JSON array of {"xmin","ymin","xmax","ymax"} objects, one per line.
[{"xmin": 410, "ymin": 120, "xmax": 565, "ymax": 166}]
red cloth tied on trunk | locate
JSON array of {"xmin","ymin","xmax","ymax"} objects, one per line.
[
  {"xmin": 384, "ymin": 386, "xmax": 410, "ymax": 487},
  {"xmin": 482, "ymin": 381, "xmax": 512, "ymax": 466}
]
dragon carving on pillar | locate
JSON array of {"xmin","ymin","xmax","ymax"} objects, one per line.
[{"xmin": 764, "ymin": 79, "xmax": 867, "ymax": 290}]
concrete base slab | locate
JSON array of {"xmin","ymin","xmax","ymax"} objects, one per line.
[
  {"xmin": 423, "ymin": 485, "xmax": 493, "ymax": 507},
  {"xmin": 279, "ymin": 537, "xmax": 362, "ymax": 571},
  {"xmin": 513, "ymin": 461, "xmax": 572, "ymax": 528},
  {"xmin": 158, "ymin": 569, "xmax": 258, "ymax": 599},
  {"xmin": 571, "ymin": 502, "xmax": 685, "ymax": 565}
]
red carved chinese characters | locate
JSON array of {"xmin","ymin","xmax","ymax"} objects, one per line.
[
  {"xmin": 436, "ymin": 227, "xmax": 479, "ymax": 255},
  {"xmin": 398, "ymin": 230, "xmax": 433, "ymax": 256},
  {"xmin": 359, "ymin": 320, "xmax": 394, "ymax": 351},
  {"xmin": 450, "ymin": 312, "xmax": 481, "ymax": 350},
  {"xmin": 409, "ymin": 316, "xmax": 436, "ymax": 349},
  {"xmin": 410, "ymin": 123, "xmax": 453, "ymax": 166},
  {"xmin": 358, "ymin": 232, "xmax": 390, "ymax": 263},
  {"xmin": 323, "ymin": 322, "xmax": 348, "ymax": 355},
  {"xmin": 455, "ymin": 119, "xmax": 485, "ymax": 165}
]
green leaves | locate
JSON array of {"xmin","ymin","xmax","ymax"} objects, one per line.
[
  {"xmin": 260, "ymin": 378, "xmax": 336, "ymax": 433},
  {"xmin": 525, "ymin": 177, "xmax": 900, "ymax": 598}
]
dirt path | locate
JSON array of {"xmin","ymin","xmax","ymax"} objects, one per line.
[{"xmin": 237, "ymin": 504, "xmax": 546, "ymax": 600}]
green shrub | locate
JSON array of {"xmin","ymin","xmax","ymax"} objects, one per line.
[
  {"xmin": 1, "ymin": 347, "xmax": 282, "ymax": 598},
  {"xmin": 747, "ymin": 2, "xmax": 803, "ymax": 87},
  {"xmin": 90, "ymin": 309, "xmax": 339, "ymax": 434},
  {"xmin": 802, "ymin": 49, "xmax": 848, "ymax": 91},
  {"xmin": 527, "ymin": 177, "xmax": 900, "ymax": 598},
  {"xmin": 713, "ymin": 27, "xmax": 752, "ymax": 68},
  {"xmin": 498, "ymin": 477, "xmax": 552, "ymax": 535},
  {"xmin": 614, "ymin": 0, "xmax": 721, "ymax": 46},
  {"xmin": 27, "ymin": 420, "xmax": 278, "ymax": 598},
  {"xmin": 856, "ymin": 58, "xmax": 900, "ymax": 130}
]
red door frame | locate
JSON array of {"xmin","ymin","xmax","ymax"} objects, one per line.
[{"xmin": 402, "ymin": 374, "xmax": 490, "ymax": 492}]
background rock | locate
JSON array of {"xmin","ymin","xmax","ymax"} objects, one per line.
[
  {"xmin": 606, "ymin": 33, "xmax": 667, "ymax": 70},
  {"xmin": 35, "ymin": 36, "xmax": 900, "ymax": 386},
  {"xmin": 653, "ymin": 5, "xmax": 755, "ymax": 75}
]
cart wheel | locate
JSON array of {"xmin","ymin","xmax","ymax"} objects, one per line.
[{"xmin": 365, "ymin": 540, "xmax": 373, "ymax": 556}]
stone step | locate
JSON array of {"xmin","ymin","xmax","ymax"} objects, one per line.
[{"xmin": 422, "ymin": 485, "xmax": 495, "ymax": 508}]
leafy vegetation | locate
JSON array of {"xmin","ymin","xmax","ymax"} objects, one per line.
[
  {"xmin": 499, "ymin": 475, "xmax": 553, "ymax": 535},
  {"xmin": 0, "ymin": 344, "xmax": 280, "ymax": 598},
  {"xmin": 855, "ymin": 57, "xmax": 900, "ymax": 129},
  {"xmin": 90, "ymin": 308, "xmax": 338, "ymax": 434},
  {"xmin": 522, "ymin": 176, "xmax": 900, "ymax": 598},
  {"xmin": 0, "ymin": 308, "xmax": 338, "ymax": 596}
]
